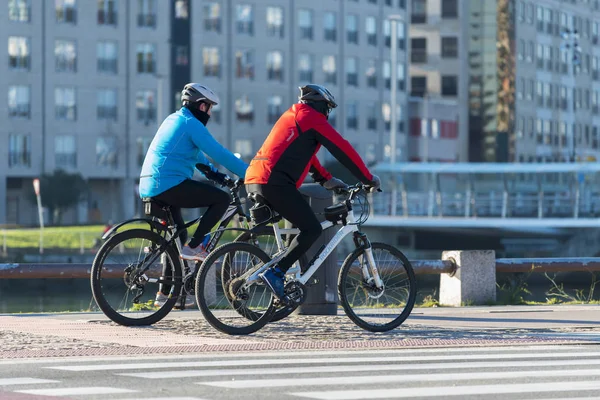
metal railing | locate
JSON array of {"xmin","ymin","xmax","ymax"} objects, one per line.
[{"xmin": 3, "ymin": 258, "xmax": 600, "ymax": 279}]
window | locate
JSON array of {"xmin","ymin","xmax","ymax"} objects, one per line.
[
  {"xmin": 346, "ymin": 57, "xmax": 358, "ymax": 86},
  {"xmin": 367, "ymin": 103, "xmax": 377, "ymax": 130},
  {"xmin": 55, "ymin": 135, "xmax": 76, "ymax": 169},
  {"xmin": 299, "ymin": 53, "xmax": 313, "ymax": 82},
  {"xmin": 8, "ymin": 85, "xmax": 30, "ymax": 118},
  {"xmin": 383, "ymin": 20, "xmax": 405, "ymax": 48},
  {"xmin": 235, "ymin": 139, "xmax": 253, "ymax": 158},
  {"xmin": 266, "ymin": 7, "xmax": 283, "ymax": 37},
  {"xmin": 56, "ymin": 0, "xmax": 76, "ymax": 24},
  {"xmin": 397, "ymin": 63, "xmax": 405, "ymax": 90},
  {"xmin": 235, "ymin": 49, "xmax": 254, "ymax": 79},
  {"xmin": 136, "ymin": 43, "xmax": 156, "ymax": 74},
  {"xmin": 441, "ymin": 0, "xmax": 457, "ymax": 18},
  {"xmin": 8, "ymin": 36, "xmax": 30, "ymax": 70},
  {"xmin": 382, "ymin": 103, "xmax": 404, "ymax": 132},
  {"xmin": 203, "ymin": 47, "xmax": 220, "ymax": 77},
  {"xmin": 383, "ymin": 61, "xmax": 391, "ymax": 89},
  {"xmin": 411, "ymin": 38, "xmax": 427, "ymax": 63},
  {"xmin": 267, "ymin": 95, "xmax": 282, "ymax": 124},
  {"xmin": 324, "ymin": 12, "xmax": 337, "ymax": 42},
  {"xmin": 411, "ymin": 76, "xmax": 427, "ymax": 97},
  {"xmin": 136, "ymin": 137, "xmax": 152, "ymax": 167},
  {"xmin": 98, "ymin": 0, "xmax": 117, "ymax": 25},
  {"xmin": 366, "ymin": 16, "xmax": 377, "ymax": 46},
  {"xmin": 411, "ymin": 0, "xmax": 426, "ymax": 23},
  {"xmin": 97, "ymin": 41, "xmax": 117, "ymax": 74},
  {"xmin": 366, "ymin": 59, "xmax": 377, "ymax": 88},
  {"xmin": 175, "ymin": 46, "xmax": 188, "ymax": 66},
  {"xmin": 137, "ymin": 0, "xmax": 156, "ymax": 28},
  {"xmin": 136, "ymin": 90, "xmax": 156, "ymax": 124},
  {"xmin": 97, "ymin": 89, "xmax": 117, "ymax": 121},
  {"xmin": 347, "ymin": 102, "xmax": 358, "ymax": 129},
  {"xmin": 96, "ymin": 136, "xmax": 118, "ymax": 168},
  {"xmin": 441, "ymin": 37, "xmax": 458, "ymax": 58},
  {"xmin": 175, "ymin": 0, "xmax": 188, "ymax": 19},
  {"xmin": 204, "ymin": 3, "xmax": 221, "ymax": 32},
  {"xmin": 299, "ymin": 9, "xmax": 313, "ymax": 40},
  {"xmin": 323, "ymin": 55, "xmax": 337, "ymax": 85},
  {"xmin": 9, "ymin": 0, "xmax": 30, "ymax": 22},
  {"xmin": 235, "ymin": 95, "xmax": 254, "ymax": 122},
  {"xmin": 266, "ymin": 51, "xmax": 283, "ymax": 81},
  {"xmin": 8, "ymin": 134, "xmax": 31, "ymax": 167},
  {"xmin": 236, "ymin": 4, "xmax": 253, "ymax": 35},
  {"xmin": 55, "ymin": 87, "xmax": 76, "ymax": 120},
  {"xmin": 55, "ymin": 39, "xmax": 77, "ymax": 72},
  {"xmin": 347, "ymin": 14, "xmax": 358, "ymax": 44}
]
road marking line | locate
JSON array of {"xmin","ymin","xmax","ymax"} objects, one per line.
[
  {"xmin": 15, "ymin": 387, "xmax": 137, "ymax": 396},
  {"xmin": 290, "ymin": 381, "xmax": 600, "ymax": 399},
  {"xmin": 200, "ymin": 368, "xmax": 600, "ymax": 388},
  {"xmin": 119, "ymin": 358, "xmax": 600, "ymax": 379},
  {"xmin": 46, "ymin": 351, "xmax": 600, "ymax": 371},
  {"xmin": 0, "ymin": 378, "xmax": 58, "ymax": 386}
]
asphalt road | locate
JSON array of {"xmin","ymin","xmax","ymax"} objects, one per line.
[{"xmin": 1, "ymin": 344, "xmax": 600, "ymax": 399}]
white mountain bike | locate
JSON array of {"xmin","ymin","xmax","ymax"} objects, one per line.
[{"xmin": 194, "ymin": 183, "xmax": 417, "ymax": 335}]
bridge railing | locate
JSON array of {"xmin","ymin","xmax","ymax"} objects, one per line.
[{"xmin": 1, "ymin": 254, "xmax": 598, "ymax": 307}]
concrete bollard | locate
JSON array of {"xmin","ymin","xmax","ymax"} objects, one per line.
[{"xmin": 440, "ymin": 250, "xmax": 496, "ymax": 306}]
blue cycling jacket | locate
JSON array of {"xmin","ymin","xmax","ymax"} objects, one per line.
[{"xmin": 139, "ymin": 107, "xmax": 248, "ymax": 198}]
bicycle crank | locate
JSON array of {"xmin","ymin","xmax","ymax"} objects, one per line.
[{"xmin": 281, "ymin": 281, "xmax": 307, "ymax": 306}]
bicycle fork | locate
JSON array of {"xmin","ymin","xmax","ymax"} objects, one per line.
[{"xmin": 354, "ymin": 233, "xmax": 384, "ymax": 290}]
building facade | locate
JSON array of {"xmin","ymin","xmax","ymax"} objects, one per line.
[
  {"xmin": 0, "ymin": 0, "xmax": 409, "ymax": 226},
  {"xmin": 408, "ymin": 0, "xmax": 469, "ymax": 162}
]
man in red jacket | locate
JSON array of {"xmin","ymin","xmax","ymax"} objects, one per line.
[{"xmin": 245, "ymin": 84, "xmax": 380, "ymax": 300}]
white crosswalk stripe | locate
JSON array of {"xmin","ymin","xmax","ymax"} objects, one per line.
[
  {"xmin": 36, "ymin": 346, "xmax": 600, "ymax": 399},
  {"xmin": 15, "ymin": 387, "xmax": 138, "ymax": 396}
]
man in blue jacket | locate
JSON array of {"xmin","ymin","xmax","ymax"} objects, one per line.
[{"xmin": 139, "ymin": 83, "xmax": 247, "ymax": 307}]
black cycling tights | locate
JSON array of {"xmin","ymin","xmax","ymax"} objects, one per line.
[
  {"xmin": 154, "ymin": 179, "xmax": 231, "ymax": 248},
  {"xmin": 246, "ymin": 184, "xmax": 322, "ymax": 273}
]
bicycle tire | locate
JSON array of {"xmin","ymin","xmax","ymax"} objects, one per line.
[
  {"xmin": 195, "ymin": 241, "xmax": 276, "ymax": 335},
  {"xmin": 234, "ymin": 229, "xmax": 308, "ymax": 323},
  {"xmin": 338, "ymin": 242, "xmax": 416, "ymax": 332},
  {"xmin": 91, "ymin": 229, "xmax": 182, "ymax": 326}
]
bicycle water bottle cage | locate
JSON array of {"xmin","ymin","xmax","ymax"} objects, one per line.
[
  {"xmin": 324, "ymin": 203, "xmax": 349, "ymax": 224},
  {"xmin": 142, "ymin": 198, "xmax": 171, "ymax": 222}
]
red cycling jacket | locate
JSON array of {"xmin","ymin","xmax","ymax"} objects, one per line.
[{"xmin": 245, "ymin": 103, "xmax": 373, "ymax": 188}]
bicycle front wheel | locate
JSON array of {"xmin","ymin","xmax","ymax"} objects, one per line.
[
  {"xmin": 338, "ymin": 242, "xmax": 416, "ymax": 332},
  {"xmin": 91, "ymin": 229, "xmax": 182, "ymax": 326},
  {"xmin": 195, "ymin": 242, "xmax": 276, "ymax": 335}
]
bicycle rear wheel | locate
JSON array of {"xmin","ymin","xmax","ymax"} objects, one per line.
[
  {"xmin": 338, "ymin": 242, "xmax": 416, "ymax": 332},
  {"xmin": 234, "ymin": 229, "xmax": 308, "ymax": 323},
  {"xmin": 91, "ymin": 229, "xmax": 182, "ymax": 326},
  {"xmin": 195, "ymin": 242, "xmax": 276, "ymax": 335}
]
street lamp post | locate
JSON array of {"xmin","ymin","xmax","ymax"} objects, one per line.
[
  {"xmin": 389, "ymin": 15, "xmax": 403, "ymax": 164},
  {"xmin": 389, "ymin": 15, "xmax": 403, "ymax": 217},
  {"xmin": 561, "ymin": 28, "xmax": 582, "ymax": 162}
]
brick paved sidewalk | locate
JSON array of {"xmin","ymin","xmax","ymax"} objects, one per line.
[{"xmin": 1, "ymin": 305, "xmax": 599, "ymax": 359}]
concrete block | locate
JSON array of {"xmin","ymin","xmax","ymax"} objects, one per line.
[{"xmin": 440, "ymin": 250, "xmax": 496, "ymax": 306}]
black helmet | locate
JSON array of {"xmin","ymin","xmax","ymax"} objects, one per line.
[
  {"xmin": 298, "ymin": 84, "xmax": 338, "ymax": 109},
  {"xmin": 181, "ymin": 83, "xmax": 220, "ymax": 106}
]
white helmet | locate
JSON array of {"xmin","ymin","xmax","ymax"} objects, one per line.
[{"xmin": 181, "ymin": 83, "xmax": 220, "ymax": 105}]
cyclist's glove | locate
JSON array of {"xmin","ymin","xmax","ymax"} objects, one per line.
[
  {"xmin": 204, "ymin": 170, "xmax": 228, "ymax": 186},
  {"xmin": 322, "ymin": 177, "xmax": 348, "ymax": 191},
  {"xmin": 369, "ymin": 174, "xmax": 381, "ymax": 191}
]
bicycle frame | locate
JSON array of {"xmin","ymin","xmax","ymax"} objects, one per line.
[{"xmin": 244, "ymin": 201, "xmax": 383, "ymax": 290}]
